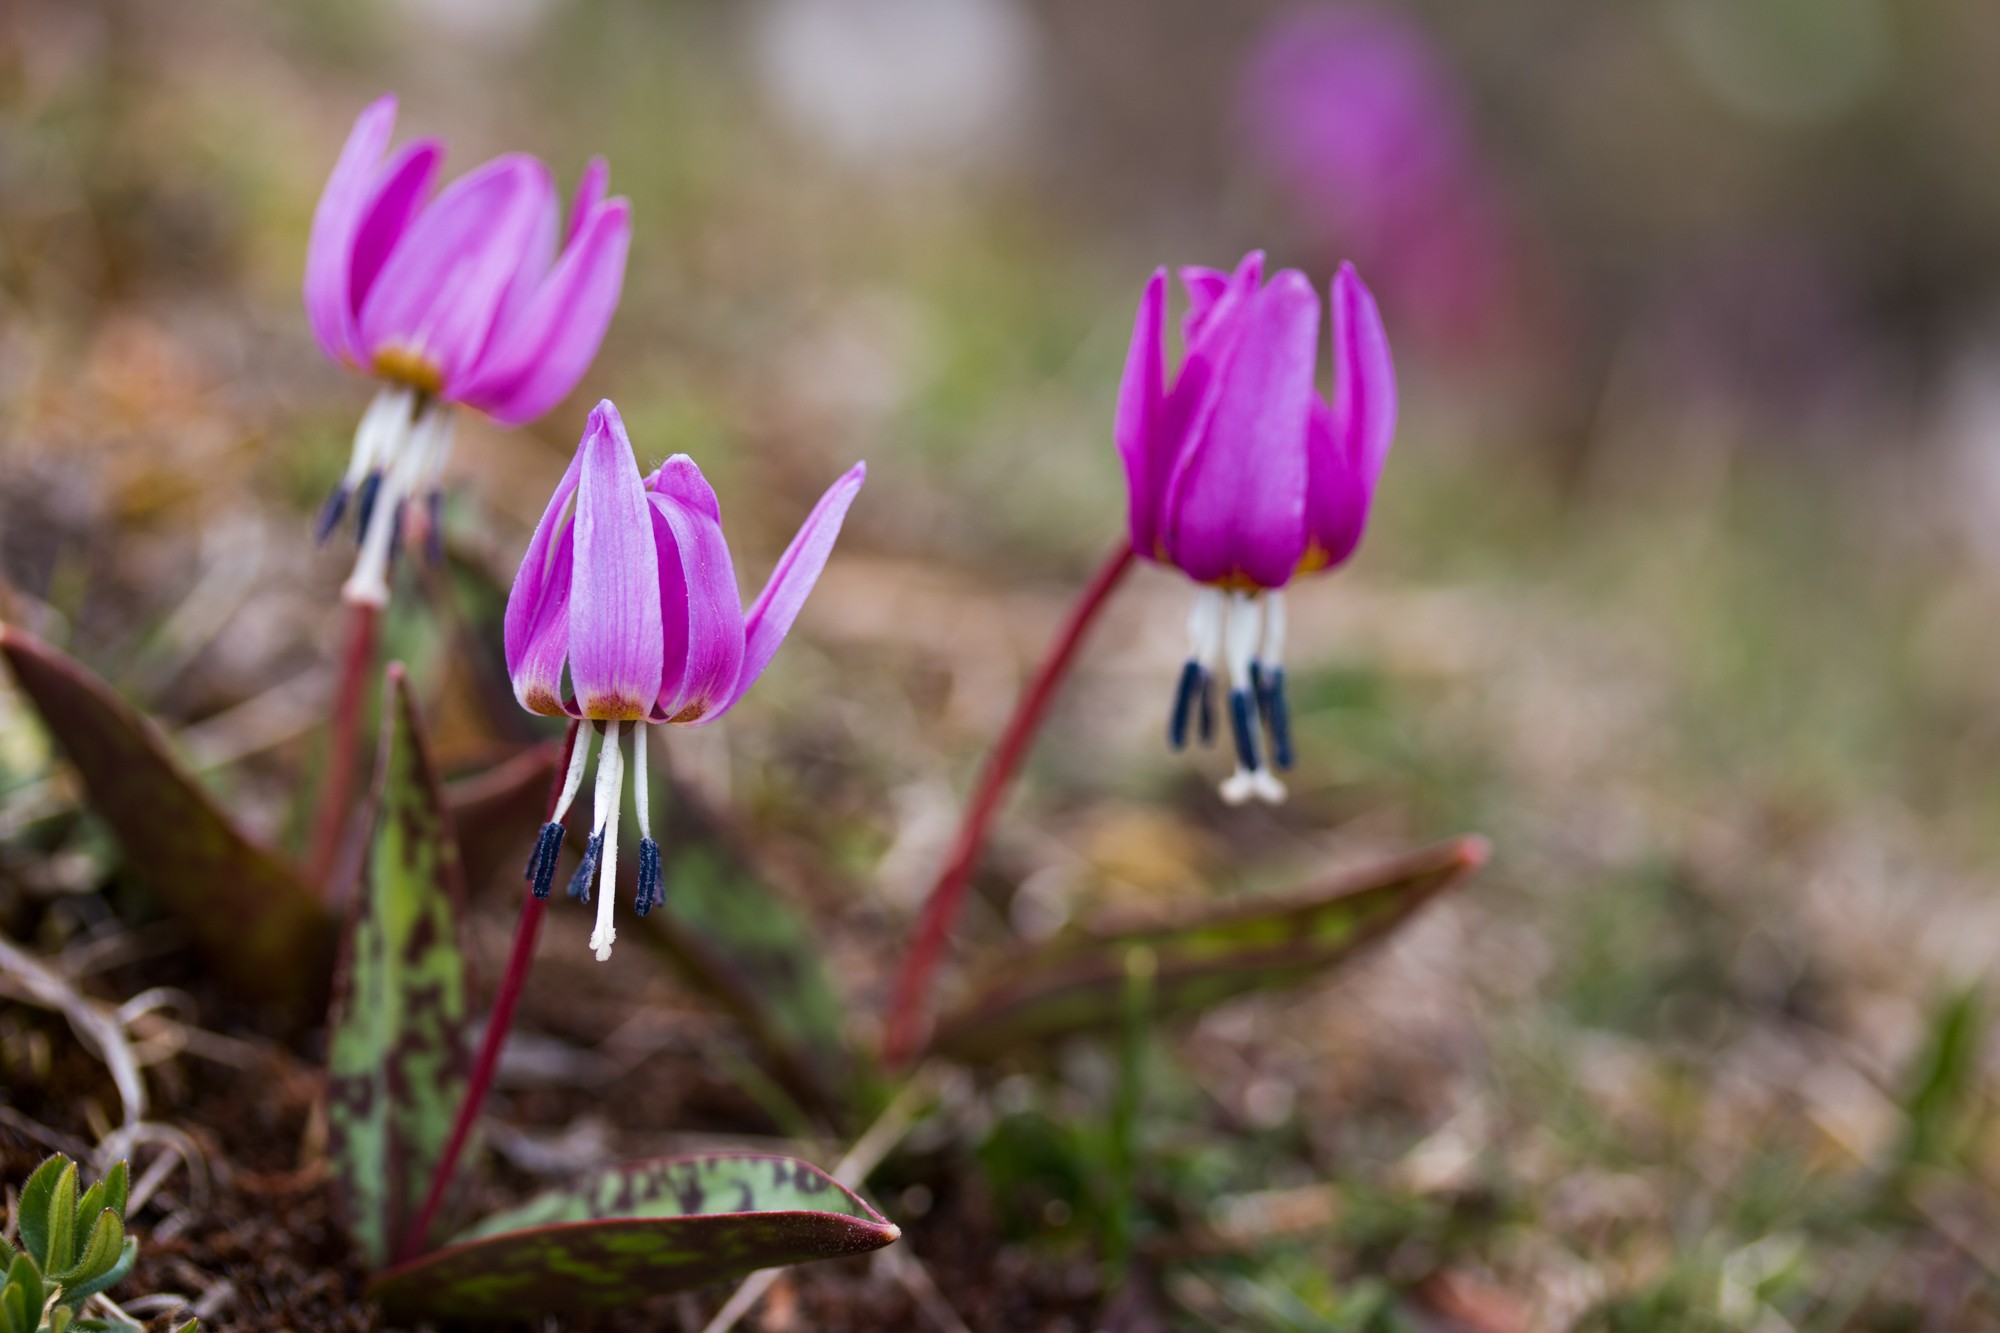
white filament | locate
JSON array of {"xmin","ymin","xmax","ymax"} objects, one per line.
[
  {"xmin": 1187, "ymin": 587, "xmax": 1224, "ymax": 669},
  {"xmin": 1218, "ymin": 592, "xmax": 1287, "ymax": 807},
  {"xmin": 341, "ymin": 398, "xmax": 457, "ymax": 608},
  {"xmin": 551, "ymin": 724, "xmax": 595, "ymax": 825},
  {"xmin": 588, "ymin": 722, "xmax": 627, "ymax": 961},
  {"xmin": 631, "ymin": 722, "xmax": 652, "ymax": 842},
  {"xmin": 1260, "ymin": 590, "xmax": 1287, "ymax": 669}
]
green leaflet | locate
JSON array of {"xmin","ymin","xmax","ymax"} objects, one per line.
[
  {"xmin": 0, "ymin": 626, "xmax": 332, "ymax": 1012},
  {"xmin": 325, "ymin": 665, "xmax": 473, "ymax": 1268},
  {"xmin": 366, "ymin": 1153, "xmax": 898, "ymax": 1320},
  {"xmin": 925, "ymin": 836, "xmax": 1489, "ymax": 1063}
]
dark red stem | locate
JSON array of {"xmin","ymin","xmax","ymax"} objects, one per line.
[
  {"xmin": 402, "ymin": 720, "xmax": 580, "ymax": 1263},
  {"xmin": 308, "ymin": 601, "xmax": 380, "ymax": 890},
  {"xmin": 881, "ymin": 539, "xmax": 1136, "ymax": 1066}
]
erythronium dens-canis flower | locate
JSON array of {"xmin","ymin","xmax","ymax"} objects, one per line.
[{"xmin": 505, "ymin": 400, "xmax": 865, "ymax": 959}]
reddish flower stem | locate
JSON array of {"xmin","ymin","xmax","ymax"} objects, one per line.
[
  {"xmin": 881, "ymin": 539, "xmax": 1136, "ymax": 1067},
  {"xmin": 308, "ymin": 601, "xmax": 380, "ymax": 891},
  {"xmin": 402, "ymin": 720, "xmax": 580, "ymax": 1263}
]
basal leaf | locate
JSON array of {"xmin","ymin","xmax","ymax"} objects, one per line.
[
  {"xmin": 643, "ymin": 774, "xmax": 853, "ymax": 1114},
  {"xmin": 441, "ymin": 740, "xmax": 559, "ymax": 896},
  {"xmin": 326, "ymin": 664, "xmax": 474, "ymax": 1268},
  {"xmin": 366, "ymin": 1153, "xmax": 899, "ymax": 1320},
  {"xmin": 0, "ymin": 626, "xmax": 333, "ymax": 1009},
  {"xmin": 925, "ymin": 836, "xmax": 1489, "ymax": 1063}
]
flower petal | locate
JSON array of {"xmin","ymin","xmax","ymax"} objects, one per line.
[
  {"xmin": 1158, "ymin": 252, "xmax": 1264, "ymax": 470},
  {"xmin": 1162, "ymin": 267, "xmax": 1319, "ymax": 588},
  {"xmin": 645, "ymin": 456, "xmax": 747, "ymax": 724},
  {"xmin": 567, "ymin": 402, "xmax": 664, "ymax": 720},
  {"xmin": 1332, "ymin": 262, "xmax": 1397, "ymax": 486},
  {"xmin": 568, "ymin": 157, "xmax": 609, "ymax": 247},
  {"xmin": 503, "ymin": 443, "xmax": 585, "ymax": 715},
  {"xmin": 458, "ymin": 198, "xmax": 632, "ymax": 426},
  {"xmin": 304, "ymin": 95, "xmax": 397, "ymax": 366},
  {"xmin": 716, "ymin": 461, "xmax": 866, "ymax": 720},
  {"xmin": 1304, "ymin": 264, "xmax": 1396, "ymax": 571},
  {"xmin": 346, "ymin": 138, "xmax": 443, "ymax": 323},
  {"xmin": 1178, "ymin": 265, "xmax": 1234, "ymax": 345},
  {"xmin": 1114, "ymin": 270, "xmax": 1168, "ymax": 559},
  {"xmin": 357, "ymin": 153, "xmax": 555, "ymax": 394}
]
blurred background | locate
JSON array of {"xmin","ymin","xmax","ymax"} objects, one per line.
[{"xmin": 9, "ymin": 0, "xmax": 2000, "ymax": 1326}]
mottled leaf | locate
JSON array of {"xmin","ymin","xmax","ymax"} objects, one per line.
[
  {"xmin": 441, "ymin": 739, "xmax": 559, "ymax": 895},
  {"xmin": 0, "ymin": 625, "xmax": 332, "ymax": 1009},
  {"xmin": 326, "ymin": 664, "xmax": 473, "ymax": 1268},
  {"xmin": 367, "ymin": 1154, "xmax": 899, "ymax": 1319},
  {"xmin": 926, "ymin": 836, "xmax": 1489, "ymax": 1063},
  {"xmin": 643, "ymin": 773, "xmax": 853, "ymax": 1114}
]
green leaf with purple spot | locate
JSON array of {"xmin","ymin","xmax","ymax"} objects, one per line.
[
  {"xmin": 0, "ymin": 624, "xmax": 332, "ymax": 1011},
  {"xmin": 925, "ymin": 835, "xmax": 1489, "ymax": 1063},
  {"xmin": 366, "ymin": 1153, "xmax": 900, "ymax": 1319},
  {"xmin": 327, "ymin": 664, "xmax": 473, "ymax": 1268}
]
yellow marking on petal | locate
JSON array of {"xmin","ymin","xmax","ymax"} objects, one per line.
[
  {"xmin": 523, "ymin": 687, "xmax": 568, "ymax": 718},
  {"xmin": 1293, "ymin": 542, "xmax": 1333, "ymax": 578},
  {"xmin": 667, "ymin": 700, "xmax": 709, "ymax": 725},
  {"xmin": 581, "ymin": 694, "xmax": 650, "ymax": 722},
  {"xmin": 372, "ymin": 345, "xmax": 446, "ymax": 395}
]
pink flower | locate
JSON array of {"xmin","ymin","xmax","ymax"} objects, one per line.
[
  {"xmin": 304, "ymin": 95, "xmax": 632, "ymax": 606},
  {"xmin": 1115, "ymin": 253, "xmax": 1396, "ymax": 803},
  {"xmin": 504, "ymin": 401, "xmax": 865, "ymax": 958}
]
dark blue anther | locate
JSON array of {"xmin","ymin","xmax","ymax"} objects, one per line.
[
  {"xmin": 354, "ymin": 471, "xmax": 383, "ymax": 547},
  {"xmin": 1228, "ymin": 687, "xmax": 1261, "ymax": 773},
  {"xmin": 1248, "ymin": 661, "xmax": 1265, "ymax": 699},
  {"xmin": 314, "ymin": 483, "xmax": 350, "ymax": 545},
  {"xmin": 525, "ymin": 822, "xmax": 566, "ymax": 899},
  {"xmin": 426, "ymin": 491, "xmax": 446, "ymax": 565},
  {"xmin": 1258, "ymin": 665, "xmax": 1294, "ymax": 770},
  {"xmin": 635, "ymin": 837, "xmax": 662, "ymax": 916},
  {"xmin": 1198, "ymin": 670, "xmax": 1215, "ymax": 745},
  {"xmin": 1168, "ymin": 659, "xmax": 1204, "ymax": 751},
  {"xmin": 567, "ymin": 830, "xmax": 605, "ymax": 903}
]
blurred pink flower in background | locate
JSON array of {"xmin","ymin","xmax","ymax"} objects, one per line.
[
  {"xmin": 1238, "ymin": 4, "xmax": 1516, "ymax": 356},
  {"xmin": 305, "ymin": 94, "xmax": 632, "ymax": 607}
]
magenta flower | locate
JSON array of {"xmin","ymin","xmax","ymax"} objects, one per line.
[
  {"xmin": 304, "ymin": 94, "xmax": 632, "ymax": 607},
  {"xmin": 1116, "ymin": 252, "xmax": 1396, "ymax": 804},
  {"xmin": 505, "ymin": 401, "xmax": 865, "ymax": 959}
]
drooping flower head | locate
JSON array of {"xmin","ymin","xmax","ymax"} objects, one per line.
[
  {"xmin": 505, "ymin": 400, "xmax": 865, "ymax": 959},
  {"xmin": 1116, "ymin": 252, "xmax": 1396, "ymax": 804},
  {"xmin": 305, "ymin": 95, "xmax": 632, "ymax": 607}
]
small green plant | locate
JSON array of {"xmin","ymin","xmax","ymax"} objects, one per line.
[{"xmin": 0, "ymin": 1155, "xmax": 192, "ymax": 1333}]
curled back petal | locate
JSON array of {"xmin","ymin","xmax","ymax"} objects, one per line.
[
  {"xmin": 646, "ymin": 456, "xmax": 747, "ymax": 725},
  {"xmin": 503, "ymin": 444, "xmax": 585, "ymax": 715},
  {"xmin": 1162, "ymin": 267, "xmax": 1319, "ymax": 588},
  {"xmin": 567, "ymin": 157, "xmax": 609, "ymax": 248},
  {"xmin": 1331, "ymin": 262, "xmax": 1398, "ymax": 487},
  {"xmin": 1114, "ymin": 270, "xmax": 1169, "ymax": 559},
  {"xmin": 567, "ymin": 402, "xmax": 664, "ymax": 720},
  {"xmin": 458, "ymin": 198, "xmax": 631, "ymax": 426},
  {"xmin": 304, "ymin": 95, "xmax": 398, "ymax": 366},
  {"xmin": 715, "ymin": 461, "xmax": 867, "ymax": 721}
]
